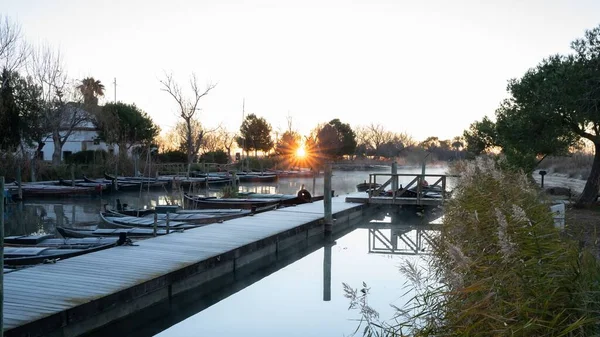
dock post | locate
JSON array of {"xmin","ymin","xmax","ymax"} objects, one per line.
[
  {"xmin": 153, "ymin": 213, "xmax": 158, "ymax": 237},
  {"xmin": 0, "ymin": 177, "xmax": 4, "ymax": 333},
  {"xmin": 71, "ymin": 165, "xmax": 75, "ymax": 186},
  {"xmin": 166, "ymin": 212, "xmax": 170, "ymax": 234},
  {"xmin": 16, "ymin": 165, "xmax": 22, "ymax": 200},
  {"xmin": 391, "ymin": 161, "xmax": 398, "ymax": 199},
  {"xmin": 312, "ymin": 169, "xmax": 316, "ymax": 197},
  {"xmin": 324, "ymin": 162, "xmax": 333, "ymax": 238}
]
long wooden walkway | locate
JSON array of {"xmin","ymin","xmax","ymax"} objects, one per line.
[{"xmin": 4, "ymin": 196, "xmax": 371, "ymax": 337}]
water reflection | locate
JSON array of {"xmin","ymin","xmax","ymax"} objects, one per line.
[
  {"xmin": 80, "ymin": 202, "xmax": 442, "ymax": 337},
  {"xmin": 366, "ymin": 210, "xmax": 441, "ymax": 255},
  {"xmin": 143, "ymin": 214, "xmax": 440, "ymax": 337}
]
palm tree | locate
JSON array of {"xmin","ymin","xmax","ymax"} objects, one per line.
[{"xmin": 77, "ymin": 77, "xmax": 105, "ymax": 107}]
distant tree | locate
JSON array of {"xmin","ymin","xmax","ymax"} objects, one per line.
[
  {"xmin": 174, "ymin": 118, "xmax": 205, "ymax": 161},
  {"xmin": 219, "ymin": 129, "xmax": 237, "ymax": 162},
  {"xmin": 316, "ymin": 123, "xmax": 342, "ymax": 159},
  {"xmin": 96, "ymin": 102, "xmax": 159, "ymax": 155},
  {"xmin": 451, "ymin": 136, "xmax": 464, "ymax": 159},
  {"xmin": 236, "ymin": 113, "xmax": 274, "ymax": 157},
  {"xmin": 328, "ymin": 119, "xmax": 357, "ymax": 157},
  {"xmin": 200, "ymin": 132, "xmax": 221, "ymax": 154},
  {"xmin": 419, "ymin": 136, "xmax": 441, "ymax": 152},
  {"xmin": 199, "ymin": 150, "xmax": 228, "ymax": 164},
  {"xmin": 358, "ymin": 123, "xmax": 397, "ymax": 158},
  {"xmin": 275, "ymin": 130, "xmax": 301, "ymax": 157},
  {"xmin": 160, "ymin": 72, "xmax": 216, "ymax": 172},
  {"xmin": 157, "ymin": 150, "xmax": 187, "ymax": 163},
  {"xmin": 77, "ymin": 77, "xmax": 104, "ymax": 108}
]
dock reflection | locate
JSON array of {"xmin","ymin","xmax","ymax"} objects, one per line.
[{"xmin": 360, "ymin": 208, "xmax": 441, "ymax": 256}]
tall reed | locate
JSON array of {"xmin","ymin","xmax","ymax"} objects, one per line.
[{"xmin": 347, "ymin": 157, "xmax": 600, "ymax": 336}]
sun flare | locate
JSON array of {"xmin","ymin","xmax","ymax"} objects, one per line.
[{"xmin": 295, "ymin": 146, "xmax": 306, "ymax": 158}]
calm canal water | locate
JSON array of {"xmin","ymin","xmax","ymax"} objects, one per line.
[{"xmin": 8, "ymin": 165, "xmax": 448, "ymax": 336}]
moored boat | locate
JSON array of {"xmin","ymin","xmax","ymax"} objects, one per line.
[
  {"xmin": 183, "ymin": 193, "xmax": 282, "ymax": 211},
  {"xmin": 356, "ymin": 181, "xmax": 382, "ymax": 192},
  {"xmin": 7, "ymin": 183, "xmax": 102, "ymax": 198},
  {"xmin": 57, "ymin": 226, "xmax": 170, "ymax": 238},
  {"xmin": 236, "ymin": 173, "xmax": 278, "ymax": 183},
  {"xmin": 100, "ymin": 212, "xmax": 201, "ymax": 229},
  {"xmin": 4, "ymin": 234, "xmax": 123, "ymax": 266}
]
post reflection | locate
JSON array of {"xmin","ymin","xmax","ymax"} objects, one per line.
[{"xmin": 323, "ymin": 240, "xmax": 334, "ymax": 301}]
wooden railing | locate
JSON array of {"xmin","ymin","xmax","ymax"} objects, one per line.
[{"xmin": 367, "ymin": 173, "xmax": 457, "ymax": 204}]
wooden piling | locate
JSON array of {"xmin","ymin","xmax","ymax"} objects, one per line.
[
  {"xmin": 153, "ymin": 213, "xmax": 158, "ymax": 237},
  {"xmin": 324, "ymin": 163, "xmax": 333, "ymax": 236},
  {"xmin": 16, "ymin": 166, "xmax": 22, "ymax": 201},
  {"xmin": 166, "ymin": 212, "xmax": 170, "ymax": 234},
  {"xmin": 391, "ymin": 161, "xmax": 398, "ymax": 199}
]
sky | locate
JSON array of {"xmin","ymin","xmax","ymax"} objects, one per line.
[{"xmin": 2, "ymin": 0, "xmax": 600, "ymax": 142}]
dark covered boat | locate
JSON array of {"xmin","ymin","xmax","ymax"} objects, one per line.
[
  {"xmin": 183, "ymin": 193, "xmax": 281, "ymax": 211},
  {"xmin": 7, "ymin": 183, "xmax": 102, "ymax": 198},
  {"xmin": 4, "ymin": 234, "xmax": 123, "ymax": 266},
  {"xmin": 104, "ymin": 199, "xmax": 155, "ymax": 217},
  {"xmin": 356, "ymin": 181, "xmax": 382, "ymax": 192},
  {"xmin": 100, "ymin": 212, "xmax": 202, "ymax": 229},
  {"xmin": 83, "ymin": 176, "xmax": 145, "ymax": 192},
  {"xmin": 57, "ymin": 226, "xmax": 170, "ymax": 238},
  {"xmin": 236, "ymin": 173, "xmax": 278, "ymax": 183},
  {"xmin": 102, "ymin": 173, "xmax": 168, "ymax": 190}
]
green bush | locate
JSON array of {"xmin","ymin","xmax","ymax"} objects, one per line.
[
  {"xmin": 157, "ymin": 150, "xmax": 187, "ymax": 163},
  {"xmin": 199, "ymin": 150, "xmax": 229, "ymax": 164},
  {"xmin": 65, "ymin": 150, "xmax": 108, "ymax": 165}
]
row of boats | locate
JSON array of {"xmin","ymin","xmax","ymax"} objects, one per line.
[
  {"xmin": 3, "ymin": 190, "xmax": 322, "ymax": 269},
  {"xmin": 5, "ymin": 170, "xmax": 315, "ymax": 199}
]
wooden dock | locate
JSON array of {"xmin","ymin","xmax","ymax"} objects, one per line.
[
  {"xmin": 3, "ymin": 196, "xmax": 375, "ymax": 337},
  {"xmin": 346, "ymin": 173, "xmax": 455, "ymax": 207}
]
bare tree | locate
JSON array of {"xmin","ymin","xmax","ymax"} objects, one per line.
[
  {"xmin": 174, "ymin": 118, "xmax": 204, "ymax": 161},
  {"xmin": 220, "ymin": 129, "xmax": 237, "ymax": 162},
  {"xmin": 0, "ymin": 15, "xmax": 29, "ymax": 73},
  {"xmin": 160, "ymin": 72, "xmax": 216, "ymax": 175},
  {"xmin": 28, "ymin": 46, "xmax": 87, "ymax": 165}
]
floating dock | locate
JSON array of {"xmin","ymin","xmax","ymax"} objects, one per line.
[{"xmin": 4, "ymin": 195, "xmax": 375, "ymax": 337}]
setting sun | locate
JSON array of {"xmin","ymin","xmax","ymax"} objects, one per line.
[{"xmin": 295, "ymin": 146, "xmax": 306, "ymax": 158}]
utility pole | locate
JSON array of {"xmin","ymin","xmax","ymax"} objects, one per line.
[
  {"xmin": 113, "ymin": 77, "xmax": 117, "ymax": 103},
  {"xmin": 242, "ymin": 98, "xmax": 246, "ymax": 171}
]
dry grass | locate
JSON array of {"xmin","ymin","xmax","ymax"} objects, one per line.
[{"xmin": 565, "ymin": 206, "xmax": 600, "ymax": 257}]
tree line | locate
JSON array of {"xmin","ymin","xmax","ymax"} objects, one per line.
[{"xmin": 0, "ymin": 14, "xmax": 467, "ymax": 180}]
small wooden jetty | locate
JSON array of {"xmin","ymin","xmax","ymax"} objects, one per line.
[
  {"xmin": 3, "ymin": 196, "xmax": 375, "ymax": 337},
  {"xmin": 345, "ymin": 173, "xmax": 455, "ymax": 207}
]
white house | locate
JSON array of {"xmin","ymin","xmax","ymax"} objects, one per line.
[{"xmin": 39, "ymin": 119, "xmax": 119, "ymax": 161}]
